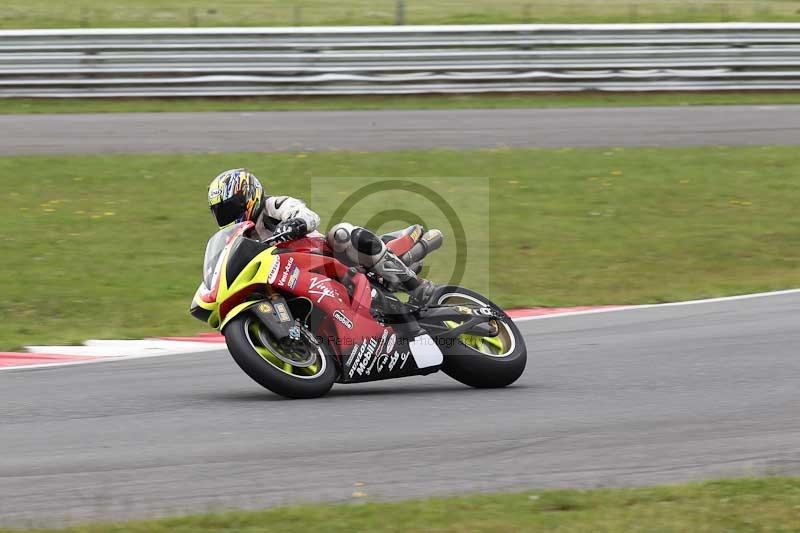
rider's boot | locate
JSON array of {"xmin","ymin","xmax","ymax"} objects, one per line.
[{"xmin": 328, "ymin": 224, "xmax": 436, "ymax": 306}]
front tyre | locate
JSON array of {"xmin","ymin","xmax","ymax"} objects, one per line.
[
  {"xmin": 432, "ymin": 285, "xmax": 527, "ymax": 388},
  {"xmin": 224, "ymin": 314, "xmax": 336, "ymax": 399}
]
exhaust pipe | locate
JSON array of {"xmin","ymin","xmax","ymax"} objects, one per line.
[{"xmin": 400, "ymin": 229, "xmax": 443, "ymax": 265}]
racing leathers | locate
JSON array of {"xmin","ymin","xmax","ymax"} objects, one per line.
[
  {"xmin": 326, "ymin": 223, "xmax": 435, "ymax": 305},
  {"xmin": 254, "ymin": 196, "xmax": 433, "ymax": 304},
  {"xmin": 252, "ymin": 195, "xmax": 321, "ymax": 241}
]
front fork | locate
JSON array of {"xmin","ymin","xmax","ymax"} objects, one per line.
[{"xmin": 247, "ymin": 293, "xmax": 300, "ymax": 343}]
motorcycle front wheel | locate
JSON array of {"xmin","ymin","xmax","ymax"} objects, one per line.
[
  {"xmin": 224, "ymin": 314, "xmax": 336, "ymax": 399},
  {"xmin": 431, "ymin": 285, "xmax": 527, "ymax": 388}
]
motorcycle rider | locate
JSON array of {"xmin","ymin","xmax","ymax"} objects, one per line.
[{"xmin": 207, "ymin": 168, "xmax": 435, "ymax": 304}]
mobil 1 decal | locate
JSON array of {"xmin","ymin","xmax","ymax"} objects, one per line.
[
  {"xmin": 346, "ymin": 328, "xmax": 412, "ymax": 381},
  {"xmin": 347, "ymin": 336, "xmax": 378, "ymax": 379}
]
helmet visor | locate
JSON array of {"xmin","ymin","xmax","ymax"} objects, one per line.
[{"xmin": 210, "ymin": 196, "xmax": 247, "ymax": 227}]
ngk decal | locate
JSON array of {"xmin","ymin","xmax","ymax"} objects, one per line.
[
  {"xmin": 375, "ymin": 329, "xmax": 389, "ymax": 355},
  {"xmin": 385, "ymin": 333, "xmax": 396, "ymax": 354}
]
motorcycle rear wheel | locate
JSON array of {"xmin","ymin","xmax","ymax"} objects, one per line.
[
  {"xmin": 225, "ymin": 314, "xmax": 336, "ymax": 399},
  {"xmin": 432, "ymin": 285, "xmax": 527, "ymax": 388}
]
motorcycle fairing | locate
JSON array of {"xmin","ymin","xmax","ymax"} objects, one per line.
[
  {"xmin": 340, "ymin": 328, "xmax": 434, "ymax": 384},
  {"xmin": 269, "ymin": 247, "xmax": 445, "ymax": 382},
  {"xmin": 344, "ymin": 332, "xmax": 445, "ymax": 383},
  {"xmin": 192, "ymin": 222, "xmax": 261, "ymax": 327},
  {"xmin": 192, "ymin": 224, "xmax": 445, "ymax": 384}
]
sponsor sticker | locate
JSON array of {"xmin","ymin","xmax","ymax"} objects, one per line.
[
  {"xmin": 376, "ymin": 329, "xmax": 389, "ymax": 355},
  {"xmin": 287, "ymin": 266, "xmax": 300, "ymax": 289},
  {"xmin": 388, "ymin": 350, "xmax": 411, "ymax": 372},
  {"xmin": 349, "ymin": 337, "xmax": 379, "ymax": 378},
  {"xmin": 373, "ymin": 353, "xmax": 389, "ymax": 374},
  {"xmin": 333, "ymin": 310, "xmax": 354, "ymax": 330},
  {"xmin": 387, "ymin": 351, "xmax": 399, "ymax": 371},
  {"xmin": 274, "ymin": 302, "xmax": 291, "ymax": 323},
  {"xmin": 208, "ymin": 188, "xmax": 223, "ymax": 205},
  {"xmin": 257, "ymin": 302, "xmax": 273, "ymax": 314},
  {"xmin": 348, "ymin": 342, "xmax": 368, "ymax": 378},
  {"xmin": 357, "ymin": 337, "xmax": 378, "ymax": 376},
  {"xmin": 385, "ymin": 333, "xmax": 396, "ymax": 354},
  {"xmin": 308, "ymin": 276, "xmax": 338, "ymax": 303},
  {"xmin": 277, "ymin": 257, "xmax": 295, "ymax": 287},
  {"xmin": 268, "ymin": 258, "xmax": 281, "ymax": 284},
  {"xmin": 347, "ymin": 344, "xmax": 367, "ymax": 378},
  {"xmin": 345, "ymin": 343, "xmax": 360, "ymax": 368}
]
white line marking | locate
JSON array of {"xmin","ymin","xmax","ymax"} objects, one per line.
[
  {"xmin": 26, "ymin": 339, "xmax": 224, "ymax": 358},
  {"xmin": 1, "ymin": 340, "xmax": 226, "ymax": 372},
  {"xmin": 0, "ymin": 359, "xmax": 105, "ymax": 372},
  {"xmin": 512, "ymin": 288, "xmax": 800, "ymax": 322}
]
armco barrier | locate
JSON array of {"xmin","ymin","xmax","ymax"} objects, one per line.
[{"xmin": 2, "ymin": 23, "xmax": 800, "ymax": 97}]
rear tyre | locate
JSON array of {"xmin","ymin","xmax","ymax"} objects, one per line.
[
  {"xmin": 431, "ymin": 285, "xmax": 527, "ymax": 388},
  {"xmin": 224, "ymin": 314, "xmax": 336, "ymax": 399}
]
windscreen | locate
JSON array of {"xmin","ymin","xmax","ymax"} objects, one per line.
[{"xmin": 202, "ymin": 224, "xmax": 245, "ymax": 289}]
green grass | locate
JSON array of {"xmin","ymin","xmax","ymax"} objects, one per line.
[
  {"xmin": 4, "ymin": 91, "xmax": 800, "ymax": 115},
  {"xmin": 3, "ymin": 0, "xmax": 800, "ymax": 28},
  {"xmin": 3, "ymin": 477, "xmax": 800, "ymax": 532},
  {"xmin": 1, "ymin": 145, "xmax": 799, "ymax": 350}
]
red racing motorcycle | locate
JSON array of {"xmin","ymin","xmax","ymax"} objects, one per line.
[{"xmin": 191, "ymin": 221, "xmax": 527, "ymax": 398}]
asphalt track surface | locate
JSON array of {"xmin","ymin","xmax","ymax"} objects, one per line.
[
  {"xmin": 1, "ymin": 292, "xmax": 799, "ymax": 526},
  {"xmin": 1, "ymin": 105, "xmax": 800, "ymax": 155}
]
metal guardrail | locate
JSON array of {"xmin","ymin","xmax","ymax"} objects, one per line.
[{"xmin": 2, "ymin": 23, "xmax": 800, "ymax": 97}]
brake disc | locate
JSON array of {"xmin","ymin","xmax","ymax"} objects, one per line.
[{"xmin": 257, "ymin": 327, "xmax": 317, "ymax": 368}]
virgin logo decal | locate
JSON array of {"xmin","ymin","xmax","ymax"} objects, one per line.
[{"xmin": 308, "ymin": 276, "xmax": 338, "ymax": 303}]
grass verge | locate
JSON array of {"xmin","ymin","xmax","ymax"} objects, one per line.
[
  {"xmin": 1, "ymin": 145, "xmax": 798, "ymax": 350},
  {"xmin": 3, "ymin": 477, "xmax": 800, "ymax": 532},
  {"xmin": 3, "ymin": 91, "xmax": 800, "ymax": 115},
  {"xmin": 3, "ymin": 0, "xmax": 800, "ymax": 28}
]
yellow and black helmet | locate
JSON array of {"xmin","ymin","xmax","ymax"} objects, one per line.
[{"xmin": 207, "ymin": 169, "xmax": 264, "ymax": 228}]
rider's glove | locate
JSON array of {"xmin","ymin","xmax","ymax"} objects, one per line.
[{"xmin": 274, "ymin": 218, "xmax": 308, "ymax": 243}]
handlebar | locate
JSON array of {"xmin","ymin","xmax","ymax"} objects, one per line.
[{"xmin": 263, "ymin": 230, "xmax": 292, "ymax": 246}]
